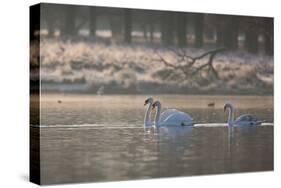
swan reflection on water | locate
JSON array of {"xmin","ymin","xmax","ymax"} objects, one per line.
[
  {"xmin": 144, "ymin": 123, "xmax": 271, "ymax": 141},
  {"xmin": 144, "ymin": 125, "xmax": 194, "ymax": 140}
]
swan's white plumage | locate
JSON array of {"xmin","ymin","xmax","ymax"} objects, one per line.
[
  {"xmin": 159, "ymin": 109, "xmax": 179, "ymax": 122},
  {"xmin": 235, "ymin": 114, "xmax": 257, "ymax": 122},
  {"xmin": 153, "ymin": 101, "xmax": 193, "ymax": 127},
  {"xmin": 163, "ymin": 112, "xmax": 193, "ymax": 126},
  {"xmin": 224, "ymin": 103, "xmax": 262, "ymax": 126}
]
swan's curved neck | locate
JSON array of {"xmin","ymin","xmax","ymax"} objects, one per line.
[
  {"xmin": 227, "ymin": 105, "xmax": 235, "ymax": 126},
  {"xmin": 154, "ymin": 103, "xmax": 161, "ymax": 127},
  {"xmin": 144, "ymin": 102, "xmax": 153, "ymax": 126}
]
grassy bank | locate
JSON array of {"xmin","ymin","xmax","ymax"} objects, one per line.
[{"xmin": 33, "ymin": 39, "xmax": 273, "ymax": 95}]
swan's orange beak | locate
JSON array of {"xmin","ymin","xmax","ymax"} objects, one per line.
[
  {"xmin": 152, "ymin": 104, "xmax": 156, "ymax": 109},
  {"xmin": 223, "ymin": 106, "xmax": 226, "ymax": 112}
]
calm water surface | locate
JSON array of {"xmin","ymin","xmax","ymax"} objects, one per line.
[{"xmin": 33, "ymin": 94, "xmax": 273, "ymax": 184}]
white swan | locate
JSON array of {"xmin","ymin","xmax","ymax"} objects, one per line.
[
  {"xmin": 144, "ymin": 97, "xmax": 179, "ymax": 127},
  {"xmin": 152, "ymin": 101, "xmax": 193, "ymax": 127},
  {"xmin": 224, "ymin": 103, "xmax": 263, "ymax": 126}
]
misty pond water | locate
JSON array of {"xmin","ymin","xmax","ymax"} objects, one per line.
[{"xmin": 33, "ymin": 94, "xmax": 273, "ymax": 184}]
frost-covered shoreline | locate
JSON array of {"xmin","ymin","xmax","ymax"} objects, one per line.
[{"xmin": 35, "ymin": 39, "xmax": 273, "ymax": 95}]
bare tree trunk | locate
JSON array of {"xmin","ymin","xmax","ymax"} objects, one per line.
[
  {"xmin": 143, "ymin": 24, "xmax": 148, "ymax": 41},
  {"xmin": 161, "ymin": 12, "xmax": 174, "ymax": 46},
  {"xmin": 62, "ymin": 6, "xmax": 76, "ymax": 37},
  {"xmin": 264, "ymin": 33, "xmax": 273, "ymax": 56},
  {"xmin": 47, "ymin": 21, "xmax": 55, "ymax": 38},
  {"xmin": 224, "ymin": 17, "xmax": 239, "ymax": 50},
  {"xmin": 149, "ymin": 21, "xmax": 154, "ymax": 43},
  {"xmin": 89, "ymin": 7, "xmax": 97, "ymax": 37},
  {"xmin": 216, "ymin": 26, "xmax": 224, "ymax": 46},
  {"xmin": 194, "ymin": 14, "xmax": 204, "ymax": 48},
  {"xmin": 176, "ymin": 13, "xmax": 187, "ymax": 46},
  {"xmin": 43, "ymin": 4, "xmax": 56, "ymax": 38},
  {"xmin": 124, "ymin": 9, "xmax": 132, "ymax": 43},
  {"xmin": 245, "ymin": 27, "xmax": 258, "ymax": 54},
  {"xmin": 263, "ymin": 18, "xmax": 273, "ymax": 56}
]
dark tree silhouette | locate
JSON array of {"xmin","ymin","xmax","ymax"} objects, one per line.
[
  {"xmin": 161, "ymin": 12, "xmax": 174, "ymax": 45},
  {"xmin": 176, "ymin": 12, "xmax": 187, "ymax": 46},
  {"xmin": 47, "ymin": 20, "xmax": 55, "ymax": 38},
  {"xmin": 213, "ymin": 16, "xmax": 238, "ymax": 49},
  {"xmin": 36, "ymin": 4, "xmax": 273, "ymax": 56},
  {"xmin": 142, "ymin": 10, "xmax": 156, "ymax": 43},
  {"xmin": 124, "ymin": 9, "xmax": 132, "ymax": 43},
  {"xmin": 194, "ymin": 14, "xmax": 204, "ymax": 48},
  {"xmin": 42, "ymin": 4, "xmax": 56, "ymax": 38},
  {"xmin": 203, "ymin": 15, "xmax": 216, "ymax": 43},
  {"xmin": 109, "ymin": 9, "xmax": 123, "ymax": 42},
  {"xmin": 89, "ymin": 7, "xmax": 97, "ymax": 37},
  {"xmin": 223, "ymin": 16, "xmax": 239, "ymax": 50},
  {"xmin": 62, "ymin": 5, "xmax": 77, "ymax": 37},
  {"xmin": 148, "ymin": 18, "xmax": 154, "ymax": 43},
  {"xmin": 142, "ymin": 24, "xmax": 148, "ymax": 41},
  {"xmin": 245, "ymin": 25, "xmax": 259, "ymax": 54},
  {"xmin": 216, "ymin": 24, "xmax": 224, "ymax": 47},
  {"xmin": 263, "ymin": 18, "xmax": 273, "ymax": 56}
]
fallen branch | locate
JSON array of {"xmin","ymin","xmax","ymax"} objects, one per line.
[
  {"xmin": 192, "ymin": 48, "xmax": 225, "ymax": 79},
  {"xmin": 152, "ymin": 48, "xmax": 226, "ymax": 80}
]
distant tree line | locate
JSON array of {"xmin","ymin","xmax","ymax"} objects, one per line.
[{"xmin": 33, "ymin": 4, "xmax": 273, "ymax": 56}]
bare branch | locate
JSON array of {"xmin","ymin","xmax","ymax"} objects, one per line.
[
  {"xmin": 191, "ymin": 48, "xmax": 225, "ymax": 79},
  {"xmin": 193, "ymin": 48, "xmax": 225, "ymax": 60},
  {"xmin": 152, "ymin": 48, "xmax": 226, "ymax": 80},
  {"xmin": 169, "ymin": 47, "xmax": 194, "ymax": 63},
  {"xmin": 154, "ymin": 51, "xmax": 179, "ymax": 70}
]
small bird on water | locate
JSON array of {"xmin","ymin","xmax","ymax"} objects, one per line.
[{"xmin": 207, "ymin": 102, "xmax": 215, "ymax": 107}]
